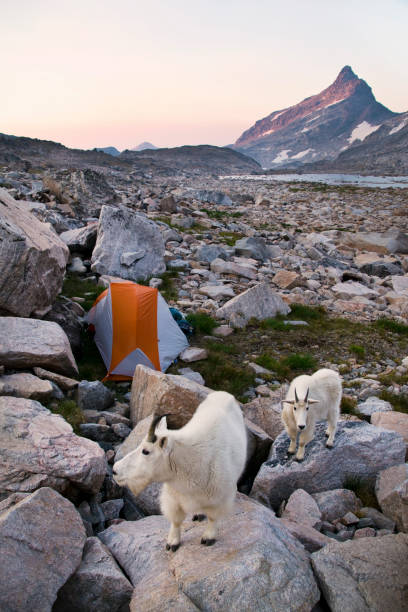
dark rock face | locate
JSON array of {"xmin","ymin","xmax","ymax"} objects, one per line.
[
  {"xmin": 54, "ymin": 537, "xmax": 133, "ymax": 612},
  {"xmin": 233, "ymin": 66, "xmax": 398, "ymax": 169},
  {"xmin": 0, "ymin": 487, "xmax": 86, "ymax": 612}
]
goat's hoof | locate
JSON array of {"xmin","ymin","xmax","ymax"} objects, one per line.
[
  {"xmin": 294, "ymin": 456, "xmax": 304, "ymax": 462},
  {"xmin": 287, "ymin": 450, "xmax": 295, "ymax": 456},
  {"xmin": 201, "ymin": 538, "xmax": 216, "ymax": 546},
  {"xmin": 193, "ymin": 514, "xmax": 206, "ymax": 522},
  {"xmin": 166, "ymin": 543, "xmax": 180, "ymax": 552},
  {"xmin": 326, "ymin": 443, "xmax": 334, "ymax": 449}
]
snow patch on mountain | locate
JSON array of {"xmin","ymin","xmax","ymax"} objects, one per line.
[
  {"xmin": 348, "ymin": 121, "xmax": 380, "ymax": 144},
  {"xmin": 272, "ymin": 150, "xmax": 291, "ymax": 163},
  {"xmin": 389, "ymin": 120, "xmax": 407, "ymax": 135},
  {"xmin": 291, "ymin": 148, "xmax": 313, "ymax": 159}
]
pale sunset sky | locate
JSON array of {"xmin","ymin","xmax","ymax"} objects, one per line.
[{"xmin": 2, "ymin": 0, "xmax": 407, "ymax": 150}]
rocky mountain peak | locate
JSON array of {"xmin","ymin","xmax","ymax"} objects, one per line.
[{"xmin": 233, "ymin": 65, "xmax": 396, "ymax": 168}]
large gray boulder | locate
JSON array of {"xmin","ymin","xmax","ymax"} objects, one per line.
[
  {"xmin": 311, "ymin": 534, "xmax": 408, "ymax": 612},
  {"xmin": 234, "ymin": 236, "xmax": 273, "ymax": 261},
  {"xmin": 99, "ymin": 495, "xmax": 320, "ymax": 612},
  {"xmin": 0, "ymin": 397, "xmax": 106, "ymax": 497},
  {"xmin": 215, "ymin": 282, "xmax": 290, "ymax": 328},
  {"xmin": 54, "ymin": 537, "xmax": 133, "ymax": 612},
  {"xmin": 194, "ymin": 243, "xmax": 228, "ymax": 263},
  {"xmin": 251, "ymin": 421, "xmax": 406, "ymax": 510},
  {"xmin": 0, "ymin": 487, "xmax": 86, "ymax": 612},
  {"xmin": 376, "ymin": 463, "xmax": 408, "ymax": 533},
  {"xmin": 0, "ymin": 317, "xmax": 78, "ymax": 377},
  {"xmin": 91, "ymin": 205, "xmax": 165, "ymax": 281},
  {"xmin": 195, "ymin": 190, "xmax": 233, "ymax": 206},
  {"xmin": 0, "ymin": 188, "xmax": 69, "ymax": 317},
  {"xmin": 77, "ymin": 380, "xmax": 115, "ymax": 411}
]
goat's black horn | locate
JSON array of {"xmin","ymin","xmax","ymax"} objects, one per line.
[
  {"xmin": 294, "ymin": 388, "xmax": 299, "ymax": 403},
  {"xmin": 305, "ymin": 387, "xmax": 309, "ymax": 401},
  {"xmin": 147, "ymin": 413, "xmax": 171, "ymax": 443}
]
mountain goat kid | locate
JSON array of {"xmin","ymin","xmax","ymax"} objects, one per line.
[
  {"xmin": 281, "ymin": 368, "xmax": 342, "ymax": 462},
  {"xmin": 113, "ymin": 391, "xmax": 247, "ymax": 550}
]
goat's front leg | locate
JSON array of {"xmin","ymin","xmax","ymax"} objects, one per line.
[
  {"xmin": 161, "ymin": 488, "xmax": 186, "ymax": 552},
  {"xmin": 201, "ymin": 500, "xmax": 232, "ymax": 546},
  {"xmin": 325, "ymin": 413, "xmax": 338, "ymax": 448},
  {"xmin": 295, "ymin": 423, "xmax": 315, "ymax": 462}
]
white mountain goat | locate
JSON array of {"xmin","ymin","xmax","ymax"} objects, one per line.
[
  {"xmin": 113, "ymin": 391, "xmax": 247, "ymax": 550},
  {"xmin": 281, "ymin": 368, "xmax": 342, "ymax": 461}
]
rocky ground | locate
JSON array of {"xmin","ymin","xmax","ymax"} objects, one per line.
[{"xmin": 1, "ymin": 161, "xmax": 408, "ymax": 611}]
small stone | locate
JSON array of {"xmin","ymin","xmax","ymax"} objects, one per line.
[
  {"xmin": 179, "ymin": 347, "xmax": 208, "ymax": 362},
  {"xmin": 341, "ymin": 512, "xmax": 360, "ymax": 526},
  {"xmin": 354, "ymin": 527, "xmax": 376, "ymax": 538},
  {"xmin": 213, "ymin": 325, "xmax": 234, "ymax": 337}
]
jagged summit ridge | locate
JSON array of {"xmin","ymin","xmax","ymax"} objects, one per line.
[{"xmin": 234, "ymin": 66, "xmax": 397, "ymax": 168}]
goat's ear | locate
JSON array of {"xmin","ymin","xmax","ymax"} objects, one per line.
[
  {"xmin": 308, "ymin": 398, "xmax": 320, "ymax": 404},
  {"xmin": 158, "ymin": 436, "xmax": 168, "ymax": 450},
  {"xmin": 282, "ymin": 400, "xmax": 295, "ymax": 405}
]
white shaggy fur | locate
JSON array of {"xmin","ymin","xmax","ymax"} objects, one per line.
[
  {"xmin": 282, "ymin": 368, "xmax": 342, "ymax": 461},
  {"xmin": 113, "ymin": 391, "xmax": 247, "ymax": 549}
]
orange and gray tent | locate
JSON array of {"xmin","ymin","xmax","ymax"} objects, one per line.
[{"xmin": 87, "ymin": 281, "xmax": 189, "ymax": 380}]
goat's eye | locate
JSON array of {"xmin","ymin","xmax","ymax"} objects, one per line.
[
  {"xmin": 142, "ymin": 449, "xmax": 150, "ymax": 455},
  {"xmin": 306, "ymin": 406, "xmax": 309, "ymax": 411},
  {"xmin": 293, "ymin": 406, "xmax": 297, "ymax": 411}
]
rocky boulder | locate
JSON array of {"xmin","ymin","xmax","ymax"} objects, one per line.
[
  {"xmin": 194, "ymin": 243, "xmax": 227, "ymax": 263},
  {"xmin": 0, "ymin": 317, "xmax": 78, "ymax": 377},
  {"xmin": 341, "ymin": 231, "xmax": 408, "ymax": 255},
  {"xmin": 311, "ymin": 534, "xmax": 408, "ymax": 612},
  {"xmin": 0, "ymin": 396, "xmax": 106, "ymax": 497},
  {"xmin": 376, "ymin": 463, "xmax": 408, "ymax": 533},
  {"xmin": 91, "ymin": 205, "xmax": 166, "ymax": 281},
  {"xmin": 242, "ymin": 396, "xmax": 285, "ymax": 440},
  {"xmin": 59, "ymin": 222, "xmax": 98, "ymax": 255},
  {"xmin": 250, "ymin": 421, "xmax": 406, "ymax": 510},
  {"xmin": 0, "ymin": 487, "xmax": 86, "ymax": 612},
  {"xmin": 99, "ymin": 495, "xmax": 320, "ymax": 611},
  {"xmin": 311, "ymin": 489, "xmax": 362, "ymax": 522},
  {"xmin": 0, "ymin": 187, "xmax": 69, "ymax": 317},
  {"xmin": 77, "ymin": 380, "xmax": 115, "ymax": 411},
  {"xmin": 234, "ymin": 236, "xmax": 273, "ymax": 261},
  {"xmin": 54, "ymin": 537, "xmax": 133, "ymax": 612},
  {"xmin": 215, "ymin": 282, "xmax": 290, "ymax": 328},
  {"xmin": 371, "ymin": 411, "xmax": 408, "ymax": 449},
  {"xmin": 195, "ymin": 190, "xmax": 233, "ymax": 206},
  {"xmin": 130, "ymin": 364, "xmax": 211, "ymax": 428},
  {"xmin": 0, "ymin": 372, "xmax": 53, "ymax": 401}
]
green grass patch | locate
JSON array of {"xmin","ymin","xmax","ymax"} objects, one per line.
[
  {"xmin": 61, "ymin": 274, "xmax": 105, "ymax": 311},
  {"xmin": 218, "ymin": 231, "xmax": 245, "ymax": 246},
  {"xmin": 255, "ymin": 352, "xmax": 316, "ymax": 378},
  {"xmin": 343, "ymin": 475, "xmax": 379, "ymax": 509},
  {"xmin": 375, "ymin": 318, "xmax": 408, "ymax": 335},
  {"xmin": 186, "ymin": 312, "xmax": 218, "ymax": 334},
  {"xmin": 283, "ymin": 352, "xmax": 317, "ymax": 371},
  {"xmin": 379, "ymin": 390, "xmax": 408, "ymax": 414},
  {"xmin": 288, "ymin": 304, "xmax": 326, "ymax": 321},
  {"xmin": 341, "ymin": 395, "xmax": 358, "ymax": 415},
  {"xmin": 158, "ymin": 270, "xmax": 179, "ymax": 302},
  {"xmin": 204, "ymin": 339, "xmax": 238, "ymax": 355},
  {"xmin": 49, "ymin": 399, "xmax": 84, "ymax": 434},
  {"xmin": 350, "ymin": 344, "xmax": 366, "ymax": 358},
  {"xmin": 188, "ymin": 352, "xmax": 255, "ymax": 402}
]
